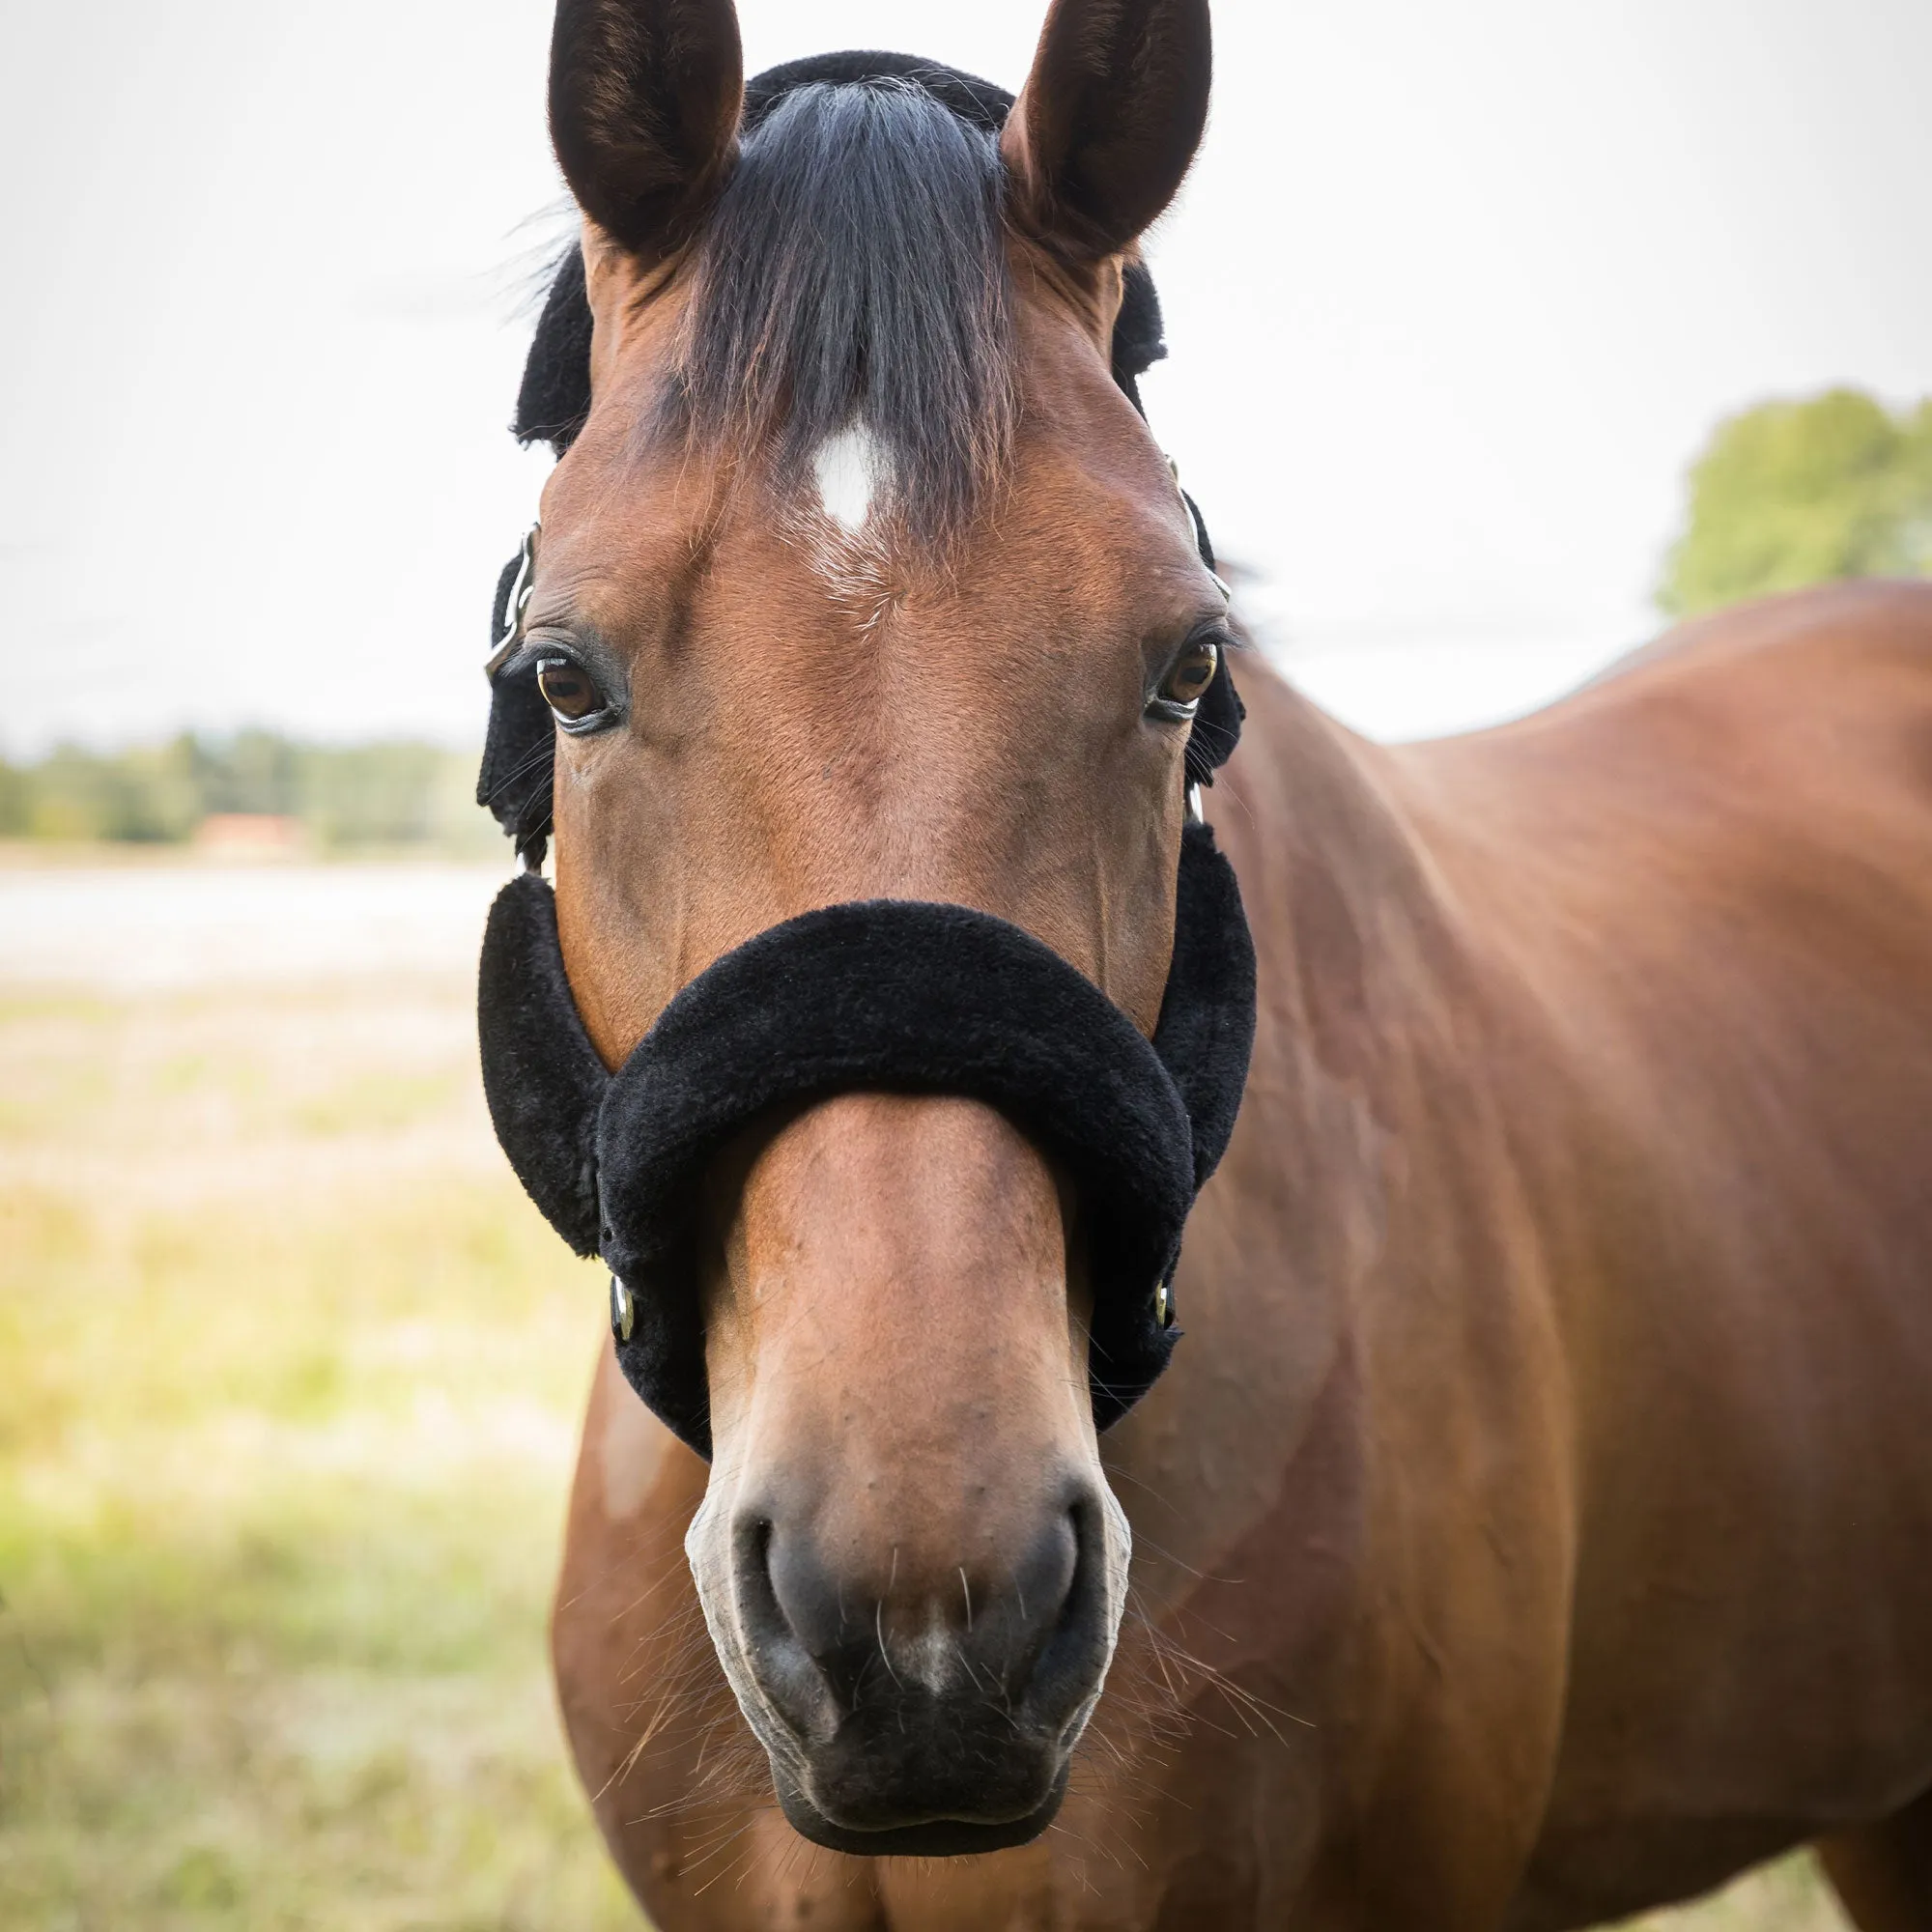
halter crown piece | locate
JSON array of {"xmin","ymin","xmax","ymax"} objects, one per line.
[{"xmin": 475, "ymin": 55, "xmax": 1258, "ymax": 1459}]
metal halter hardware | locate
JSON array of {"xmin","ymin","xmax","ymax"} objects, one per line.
[{"xmin": 485, "ymin": 523, "xmax": 541, "ymax": 679}]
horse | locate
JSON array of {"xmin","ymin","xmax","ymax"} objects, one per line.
[{"xmin": 483, "ymin": 0, "xmax": 1932, "ymax": 1923}]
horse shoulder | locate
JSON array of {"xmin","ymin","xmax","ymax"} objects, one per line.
[{"xmin": 1385, "ymin": 581, "xmax": 1932, "ymax": 1922}]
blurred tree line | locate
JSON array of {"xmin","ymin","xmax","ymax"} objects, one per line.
[
  {"xmin": 1659, "ymin": 387, "xmax": 1932, "ymax": 617},
  {"xmin": 0, "ymin": 731, "xmax": 498, "ymax": 853}
]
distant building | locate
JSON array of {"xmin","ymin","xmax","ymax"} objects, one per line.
[{"xmin": 192, "ymin": 814, "xmax": 306, "ymax": 862}]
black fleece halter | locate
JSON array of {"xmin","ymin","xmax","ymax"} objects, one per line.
[{"xmin": 476, "ymin": 54, "xmax": 1256, "ymax": 1459}]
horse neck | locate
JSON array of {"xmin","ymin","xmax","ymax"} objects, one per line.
[
  {"xmin": 1212, "ymin": 660, "xmax": 1488, "ymax": 1151},
  {"xmin": 1128, "ymin": 663, "xmax": 1552, "ymax": 1588},
  {"xmin": 1105, "ymin": 665, "xmax": 1476, "ymax": 1569}
]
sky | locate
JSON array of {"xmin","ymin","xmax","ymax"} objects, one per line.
[{"xmin": 3, "ymin": 0, "xmax": 1929, "ymax": 754}]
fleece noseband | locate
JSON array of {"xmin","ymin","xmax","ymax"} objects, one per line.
[
  {"xmin": 476, "ymin": 53, "xmax": 1257, "ymax": 1460},
  {"xmin": 481, "ymin": 824, "xmax": 1253, "ymax": 1458}
]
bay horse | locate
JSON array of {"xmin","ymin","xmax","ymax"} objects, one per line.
[{"xmin": 503, "ymin": 0, "xmax": 1932, "ymax": 1923}]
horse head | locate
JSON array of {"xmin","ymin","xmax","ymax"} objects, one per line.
[{"xmin": 494, "ymin": 0, "xmax": 1227, "ymax": 1857}]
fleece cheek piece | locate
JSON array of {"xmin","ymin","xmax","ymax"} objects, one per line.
[
  {"xmin": 477, "ymin": 876, "xmax": 607, "ymax": 1260},
  {"xmin": 476, "ymin": 823, "xmax": 1256, "ymax": 1459}
]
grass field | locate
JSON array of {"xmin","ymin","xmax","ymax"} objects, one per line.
[{"xmin": 0, "ymin": 858, "xmax": 1852, "ymax": 1930}]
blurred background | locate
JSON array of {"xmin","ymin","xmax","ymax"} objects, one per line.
[{"xmin": 2, "ymin": 0, "xmax": 1927, "ymax": 1925}]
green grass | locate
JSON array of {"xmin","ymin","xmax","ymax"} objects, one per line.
[
  {"xmin": 1615, "ymin": 1861, "xmax": 1845, "ymax": 1932},
  {"xmin": 0, "ymin": 971, "xmax": 639, "ymax": 1930},
  {"xmin": 0, "ymin": 936, "xmax": 1853, "ymax": 1930}
]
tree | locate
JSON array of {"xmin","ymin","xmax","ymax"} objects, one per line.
[
  {"xmin": 1658, "ymin": 388, "xmax": 1932, "ymax": 618},
  {"xmin": 0, "ymin": 733, "xmax": 497, "ymax": 851}
]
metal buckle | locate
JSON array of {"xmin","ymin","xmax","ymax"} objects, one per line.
[{"xmin": 484, "ymin": 523, "xmax": 541, "ymax": 680}]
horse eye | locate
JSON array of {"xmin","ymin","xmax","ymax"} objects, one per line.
[
  {"xmin": 1158, "ymin": 639, "xmax": 1219, "ymax": 709},
  {"xmin": 537, "ymin": 657, "xmax": 605, "ymax": 724}
]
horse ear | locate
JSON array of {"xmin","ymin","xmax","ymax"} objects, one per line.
[
  {"xmin": 1001, "ymin": 0, "xmax": 1211, "ymax": 259},
  {"xmin": 549, "ymin": 0, "xmax": 743, "ymax": 259}
]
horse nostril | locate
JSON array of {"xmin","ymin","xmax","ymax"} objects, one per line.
[
  {"xmin": 732, "ymin": 1514, "xmax": 840, "ymax": 1741},
  {"xmin": 729, "ymin": 1486, "xmax": 1119, "ymax": 1747},
  {"xmin": 761, "ymin": 1521, "xmax": 854, "ymax": 1670},
  {"xmin": 1011, "ymin": 1496, "xmax": 1115, "ymax": 1724},
  {"xmin": 1004, "ymin": 1507, "xmax": 1080, "ymax": 1663}
]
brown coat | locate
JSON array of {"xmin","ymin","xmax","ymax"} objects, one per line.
[{"xmin": 554, "ymin": 580, "xmax": 1932, "ymax": 1928}]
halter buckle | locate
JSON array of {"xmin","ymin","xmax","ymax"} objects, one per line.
[{"xmin": 484, "ymin": 523, "xmax": 541, "ymax": 680}]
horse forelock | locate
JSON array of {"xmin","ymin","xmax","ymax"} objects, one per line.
[{"xmin": 650, "ymin": 75, "xmax": 1019, "ymax": 549}]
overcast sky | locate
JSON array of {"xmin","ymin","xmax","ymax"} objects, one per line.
[{"xmin": 3, "ymin": 0, "xmax": 1929, "ymax": 753}]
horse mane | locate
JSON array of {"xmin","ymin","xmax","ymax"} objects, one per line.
[{"xmin": 513, "ymin": 54, "xmax": 1173, "ymax": 545}]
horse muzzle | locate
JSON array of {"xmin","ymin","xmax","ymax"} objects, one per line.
[{"xmin": 684, "ymin": 1471, "xmax": 1132, "ymax": 1857}]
